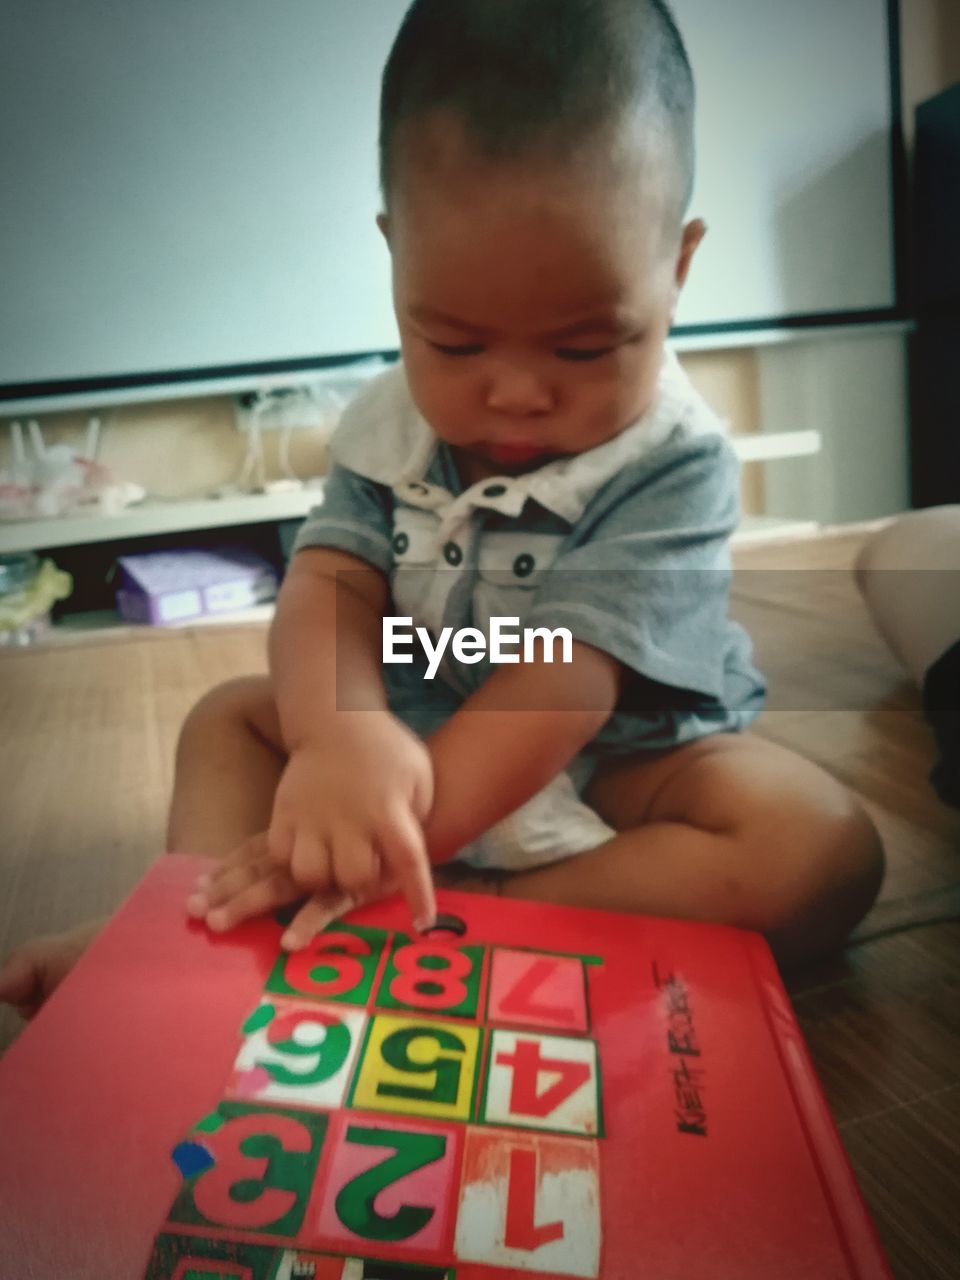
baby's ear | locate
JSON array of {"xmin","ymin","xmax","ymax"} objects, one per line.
[{"xmin": 675, "ymin": 218, "xmax": 707, "ymax": 289}]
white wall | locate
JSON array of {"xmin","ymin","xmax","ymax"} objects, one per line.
[{"xmin": 0, "ymin": 0, "xmax": 898, "ymax": 397}]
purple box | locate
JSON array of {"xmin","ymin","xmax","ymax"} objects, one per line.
[{"xmin": 115, "ymin": 548, "xmax": 278, "ymax": 626}]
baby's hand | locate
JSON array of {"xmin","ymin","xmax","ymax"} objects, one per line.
[
  {"xmin": 268, "ymin": 712, "xmax": 436, "ymax": 931},
  {"xmin": 186, "ymin": 832, "xmax": 303, "ymax": 935},
  {"xmin": 186, "ymin": 830, "xmax": 398, "ymax": 951},
  {"xmin": 0, "ymin": 919, "xmax": 105, "ymax": 1019}
]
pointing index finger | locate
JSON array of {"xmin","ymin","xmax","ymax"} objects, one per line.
[{"xmin": 378, "ymin": 807, "xmax": 437, "ymax": 934}]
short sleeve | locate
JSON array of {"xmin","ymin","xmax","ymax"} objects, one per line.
[
  {"xmin": 525, "ymin": 434, "xmax": 741, "ymax": 701},
  {"xmin": 292, "ymin": 463, "xmax": 394, "ymax": 573}
]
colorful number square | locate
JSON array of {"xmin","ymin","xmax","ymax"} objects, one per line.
[
  {"xmin": 145, "ymin": 1233, "xmax": 279, "ymax": 1280},
  {"xmin": 345, "ymin": 1268, "xmax": 453, "ymax": 1280},
  {"xmin": 166, "ymin": 1102, "xmax": 328, "ymax": 1240},
  {"xmin": 481, "ymin": 1030, "xmax": 601, "ymax": 1136},
  {"xmin": 350, "ymin": 1014, "xmax": 481, "ymax": 1123},
  {"xmin": 274, "ymin": 1251, "xmax": 456, "ymax": 1279},
  {"xmin": 266, "ymin": 924, "xmax": 389, "ymax": 1007},
  {"xmin": 273, "ymin": 1251, "xmax": 368, "ymax": 1278},
  {"xmin": 226, "ymin": 998, "xmax": 368, "ymax": 1111},
  {"xmin": 455, "ymin": 1128, "xmax": 601, "ymax": 1277},
  {"xmin": 375, "ymin": 935, "xmax": 484, "ymax": 1019},
  {"xmin": 487, "ymin": 948, "xmax": 588, "ymax": 1033},
  {"xmin": 303, "ymin": 1112, "xmax": 462, "ymax": 1261},
  {"xmin": 339, "ymin": 1264, "xmax": 453, "ymax": 1279}
]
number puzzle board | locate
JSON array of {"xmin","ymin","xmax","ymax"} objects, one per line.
[{"xmin": 0, "ymin": 855, "xmax": 891, "ymax": 1280}]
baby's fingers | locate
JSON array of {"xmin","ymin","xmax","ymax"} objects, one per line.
[
  {"xmin": 280, "ymin": 892, "xmax": 356, "ymax": 952},
  {"xmin": 331, "ymin": 839, "xmax": 382, "ymax": 903},
  {"xmin": 205, "ymin": 867, "xmax": 301, "ymax": 934},
  {"xmin": 290, "ymin": 830, "xmax": 332, "ymax": 893},
  {"xmin": 379, "ymin": 807, "xmax": 436, "ymax": 934},
  {"xmin": 186, "ymin": 833, "xmax": 271, "ymax": 918},
  {"xmin": 185, "ymin": 833, "xmax": 300, "ymax": 933}
]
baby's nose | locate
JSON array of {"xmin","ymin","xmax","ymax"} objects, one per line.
[{"xmin": 485, "ymin": 365, "xmax": 553, "ymax": 415}]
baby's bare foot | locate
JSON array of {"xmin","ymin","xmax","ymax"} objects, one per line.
[{"xmin": 0, "ymin": 918, "xmax": 105, "ymax": 1020}]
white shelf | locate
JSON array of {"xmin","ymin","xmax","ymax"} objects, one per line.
[
  {"xmin": 0, "ymin": 435, "xmax": 819, "ymax": 559},
  {"xmin": 669, "ymin": 318, "xmax": 912, "ymax": 355},
  {"xmin": 21, "ymin": 513, "xmax": 816, "ymax": 645},
  {"xmin": 730, "ymin": 429, "xmax": 820, "ymax": 463},
  {"xmin": 2, "ymin": 484, "xmax": 814, "ymax": 559},
  {"xmin": 0, "ymin": 486, "xmax": 324, "ymax": 554},
  {"xmin": 733, "ymin": 514, "xmax": 820, "ymax": 545}
]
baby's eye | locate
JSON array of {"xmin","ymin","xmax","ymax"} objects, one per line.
[
  {"xmin": 554, "ymin": 346, "xmax": 616, "ymax": 362},
  {"xmin": 430, "ymin": 341, "xmax": 485, "ymax": 357}
]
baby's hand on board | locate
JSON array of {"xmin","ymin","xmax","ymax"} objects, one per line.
[
  {"xmin": 186, "ymin": 830, "xmax": 399, "ymax": 951},
  {"xmin": 187, "ymin": 832, "xmax": 304, "ymax": 938},
  {"xmin": 266, "ymin": 713, "xmax": 437, "ymax": 932},
  {"xmin": 278, "ymin": 860, "xmax": 402, "ymax": 952},
  {"xmin": 0, "ymin": 918, "xmax": 105, "ymax": 1019}
]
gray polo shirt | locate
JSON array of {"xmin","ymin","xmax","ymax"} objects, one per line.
[{"xmin": 295, "ymin": 352, "xmax": 765, "ymax": 764}]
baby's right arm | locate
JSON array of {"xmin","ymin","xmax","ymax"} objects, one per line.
[{"xmin": 263, "ymin": 547, "xmax": 437, "ymax": 929}]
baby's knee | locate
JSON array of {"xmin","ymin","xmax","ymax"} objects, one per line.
[
  {"xmin": 757, "ymin": 791, "xmax": 885, "ymax": 963},
  {"xmin": 685, "ymin": 739, "xmax": 884, "ymax": 955},
  {"xmin": 177, "ymin": 675, "xmax": 278, "ymax": 756},
  {"xmin": 180, "ymin": 676, "xmax": 254, "ymax": 735}
]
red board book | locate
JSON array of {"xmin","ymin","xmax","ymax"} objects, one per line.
[{"xmin": 0, "ymin": 855, "xmax": 891, "ymax": 1280}]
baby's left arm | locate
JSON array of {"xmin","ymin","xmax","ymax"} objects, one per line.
[{"xmin": 422, "ymin": 640, "xmax": 622, "ymax": 864}]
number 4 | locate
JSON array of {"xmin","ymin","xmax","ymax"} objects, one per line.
[
  {"xmin": 496, "ymin": 1038, "xmax": 591, "ymax": 1119},
  {"xmin": 484, "ymin": 1030, "xmax": 600, "ymax": 1136}
]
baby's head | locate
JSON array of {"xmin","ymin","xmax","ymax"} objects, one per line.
[{"xmin": 378, "ymin": 0, "xmax": 704, "ymax": 478}]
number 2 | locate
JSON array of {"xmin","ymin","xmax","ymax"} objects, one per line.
[{"xmin": 334, "ymin": 1126, "xmax": 448, "ymax": 1242}]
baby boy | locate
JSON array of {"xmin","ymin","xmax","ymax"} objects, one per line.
[{"xmin": 0, "ymin": 0, "xmax": 884, "ymax": 1016}]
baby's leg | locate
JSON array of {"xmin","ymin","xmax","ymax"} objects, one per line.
[
  {"xmin": 496, "ymin": 734, "xmax": 884, "ymax": 966},
  {"xmin": 167, "ymin": 675, "xmax": 285, "ymax": 856}
]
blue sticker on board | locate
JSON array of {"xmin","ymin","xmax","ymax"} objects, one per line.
[{"xmin": 171, "ymin": 1140, "xmax": 215, "ymax": 1178}]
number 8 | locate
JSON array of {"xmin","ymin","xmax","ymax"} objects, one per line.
[{"xmin": 389, "ymin": 942, "xmax": 471, "ymax": 1011}]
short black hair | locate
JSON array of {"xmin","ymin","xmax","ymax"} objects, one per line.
[{"xmin": 379, "ymin": 0, "xmax": 695, "ymax": 220}]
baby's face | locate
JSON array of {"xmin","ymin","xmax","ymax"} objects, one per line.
[{"xmin": 380, "ymin": 140, "xmax": 703, "ymax": 480}]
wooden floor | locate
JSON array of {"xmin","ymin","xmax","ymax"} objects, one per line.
[{"xmin": 0, "ymin": 526, "xmax": 957, "ymax": 1278}]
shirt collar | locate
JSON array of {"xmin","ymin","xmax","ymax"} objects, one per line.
[{"xmin": 329, "ymin": 349, "xmax": 725, "ymax": 525}]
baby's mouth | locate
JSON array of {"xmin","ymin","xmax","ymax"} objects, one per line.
[{"xmin": 484, "ymin": 442, "xmax": 547, "ymax": 465}]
